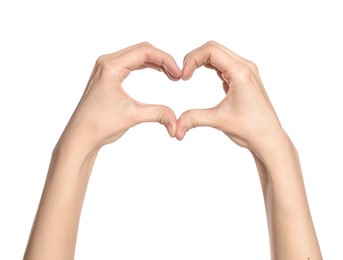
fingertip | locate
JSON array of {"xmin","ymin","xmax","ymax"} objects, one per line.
[
  {"xmin": 163, "ymin": 54, "xmax": 182, "ymax": 76},
  {"xmin": 176, "ymin": 116, "xmax": 188, "ymax": 140},
  {"xmin": 168, "ymin": 72, "xmax": 182, "ymax": 82},
  {"xmin": 165, "ymin": 122, "xmax": 176, "ymax": 138},
  {"xmin": 181, "ymin": 67, "xmax": 193, "ymax": 81},
  {"xmin": 181, "ymin": 73, "xmax": 190, "ymax": 81},
  {"xmin": 182, "ymin": 58, "xmax": 197, "ymax": 80},
  {"xmin": 162, "ymin": 64, "xmax": 182, "ymax": 81},
  {"xmin": 176, "ymin": 129, "xmax": 186, "ymax": 141},
  {"xmin": 176, "ymin": 135, "xmax": 184, "ymax": 141},
  {"xmin": 159, "ymin": 107, "xmax": 177, "ymax": 137},
  {"xmin": 168, "ymin": 66, "xmax": 182, "ymax": 79},
  {"xmin": 179, "ymin": 127, "xmax": 188, "ymax": 140}
]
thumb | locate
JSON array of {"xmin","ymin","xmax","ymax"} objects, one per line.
[
  {"xmin": 135, "ymin": 103, "xmax": 177, "ymax": 138},
  {"xmin": 176, "ymin": 108, "xmax": 221, "ymax": 140}
]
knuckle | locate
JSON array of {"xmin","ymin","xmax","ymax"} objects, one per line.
[
  {"xmin": 139, "ymin": 41, "xmax": 153, "ymax": 47},
  {"xmin": 236, "ymin": 66, "xmax": 255, "ymax": 83},
  {"xmin": 202, "ymin": 41, "xmax": 220, "ymax": 53},
  {"xmin": 185, "ymin": 110, "xmax": 199, "ymax": 128},
  {"xmin": 190, "ymin": 115, "xmax": 199, "ymax": 129},
  {"xmin": 204, "ymin": 40, "xmax": 218, "ymax": 48},
  {"xmin": 96, "ymin": 54, "xmax": 106, "ymax": 65},
  {"xmin": 138, "ymin": 41, "xmax": 153, "ymax": 51},
  {"xmin": 202, "ymin": 41, "xmax": 220, "ymax": 59},
  {"xmin": 156, "ymin": 106, "xmax": 168, "ymax": 124},
  {"xmin": 96, "ymin": 56, "xmax": 120, "ymax": 78},
  {"xmin": 246, "ymin": 60, "xmax": 259, "ymax": 74},
  {"xmin": 100, "ymin": 59, "xmax": 115, "ymax": 71},
  {"xmin": 96, "ymin": 55, "xmax": 110, "ymax": 67}
]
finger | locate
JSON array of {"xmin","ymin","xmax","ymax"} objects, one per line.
[
  {"xmin": 136, "ymin": 62, "xmax": 180, "ymax": 81},
  {"xmin": 182, "ymin": 41, "xmax": 244, "ymax": 82},
  {"xmin": 210, "ymin": 42, "xmax": 271, "ymax": 105},
  {"xmin": 117, "ymin": 42, "xmax": 182, "ymax": 82},
  {"xmin": 203, "ymin": 64, "xmax": 230, "ymax": 93},
  {"xmin": 100, "ymin": 42, "xmax": 177, "ymax": 71},
  {"xmin": 207, "ymin": 41, "xmax": 251, "ymax": 67},
  {"xmin": 99, "ymin": 42, "xmax": 157, "ymax": 60},
  {"xmin": 161, "ymin": 64, "xmax": 181, "ymax": 81},
  {"xmin": 205, "ymin": 63, "xmax": 226, "ymax": 82},
  {"xmin": 95, "ymin": 43, "xmax": 145, "ymax": 68},
  {"xmin": 135, "ymin": 62, "xmax": 163, "ymax": 72},
  {"xmin": 176, "ymin": 108, "xmax": 223, "ymax": 140},
  {"xmin": 208, "ymin": 41, "xmax": 265, "ymax": 88},
  {"xmin": 134, "ymin": 103, "xmax": 177, "ymax": 138}
]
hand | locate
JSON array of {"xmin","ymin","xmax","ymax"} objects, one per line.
[
  {"xmin": 176, "ymin": 42, "xmax": 322, "ymax": 258},
  {"xmin": 176, "ymin": 41, "xmax": 286, "ymax": 156},
  {"xmin": 58, "ymin": 42, "xmax": 182, "ymax": 152}
]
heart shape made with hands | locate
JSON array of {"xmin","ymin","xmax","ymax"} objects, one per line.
[
  {"xmin": 111, "ymin": 41, "xmax": 268, "ymax": 148},
  {"xmin": 124, "ymin": 65, "xmax": 225, "ymax": 140},
  {"xmin": 113, "ymin": 42, "xmax": 239, "ymax": 142},
  {"xmin": 87, "ymin": 41, "xmax": 270, "ymax": 150}
]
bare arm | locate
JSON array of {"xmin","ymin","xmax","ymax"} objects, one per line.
[
  {"xmin": 252, "ymin": 139, "xmax": 321, "ymax": 259},
  {"xmin": 176, "ymin": 41, "xmax": 322, "ymax": 259},
  {"xmin": 24, "ymin": 42, "xmax": 182, "ymax": 260},
  {"xmin": 24, "ymin": 142, "xmax": 99, "ymax": 260}
]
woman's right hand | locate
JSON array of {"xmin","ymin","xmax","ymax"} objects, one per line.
[
  {"xmin": 176, "ymin": 41, "xmax": 287, "ymax": 158},
  {"xmin": 58, "ymin": 42, "xmax": 182, "ymax": 155}
]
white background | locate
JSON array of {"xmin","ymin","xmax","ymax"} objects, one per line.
[{"xmin": 1, "ymin": 0, "xmax": 342, "ymax": 259}]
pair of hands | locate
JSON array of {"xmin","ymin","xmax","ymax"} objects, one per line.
[
  {"xmin": 60, "ymin": 41, "xmax": 284, "ymax": 158},
  {"xmin": 24, "ymin": 42, "xmax": 323, "ymax": 260}
]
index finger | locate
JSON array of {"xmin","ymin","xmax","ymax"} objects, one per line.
[
  {"xmin": 117, "ymin": 42, "xmax": 182, "ymax": 81},
  {"xmin": 182, "ymin": 41, "xmax": 245, "ymax": 82}
]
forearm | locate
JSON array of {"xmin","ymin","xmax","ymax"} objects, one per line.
[
  {"xmin": 253, "ymin": 135, "xmax": 322, "ymax": 259},
  {"xmin": 24, "ymin": 141, "xmax": 98, "ymax": 260}
]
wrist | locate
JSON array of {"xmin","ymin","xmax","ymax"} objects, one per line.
[
  {"xmin": 250, "ymin": 128, "xmax": 292, "ymax": 163},
  {"xmin": 56, "ymin": 125, "xmax": 101, "ymax": 157},
  {"xmin": 53, "ymin": 136, "xmax": 100, "ymax": 175},
  {"xmin": 252, "ymin": 132, "xmax": 303, "ymax": 184}
]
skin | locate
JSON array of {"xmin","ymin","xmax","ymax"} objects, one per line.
[{"xmin": 24, "ymin": 41, "xmax": 322, "ymax": 259}]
